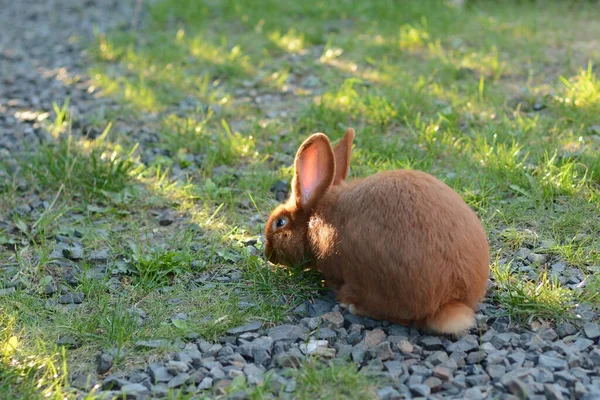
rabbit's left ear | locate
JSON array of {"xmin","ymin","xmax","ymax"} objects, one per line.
[
  {"xmin": 292, "ymin": 133, "xmax": 335, "ymax": 209},
  {"xmin": 332, "ymin": 128, "xmax": 355, "ymax": 185}
]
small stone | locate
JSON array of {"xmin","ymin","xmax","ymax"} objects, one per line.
[
  {"xmin": 544, "ymin": 383, "xmax": 566, "ymax": 400},
  {"xmin": 572, "ymin": 338, "xmax": 594, "ymax": 352},
  {"xmin": 487, "ymin": 364, "xmax": 506, "ymax": 380},
  {"xmin": 420, "ymin": 336, "xmax": 444, "ymax": 351},
  {"xmin": 554, "ymin": 370, "xmax": 577, "ymax": 384},
  {"xmin": 363, "ymin": 328, "xmax": 386, "ymax": 349},
  {"xmin": 96, "ymin": 352, "xmax": 114, "ymax": 374},
  {"xmin": 377, "ymin": 386, "xmax": 401, "ymax": 400},
  {"xmin": 71, "ymin": 374, "xmax": 97, "ymax": 391},
  {"xmin": 516, "ymin": 248, "xmax": 532, "ymax": 259},
  {"xmin": 89, "ymin": 249, "xmax": 109, "ymax": 263},
  {"xmin": 467, "ymin": 351, "xmax": 486, "ymax": 364},
  {"xmin": 583, "ymin": 323, "xmax": 600, "ymax": 340},
  {"xmin": 527, "ymin": 253, "xmax": 547, "ymax": 263},
  {"xmin": 307, "ymin": 299, "xmax": 334, "ymax": 317},
  {"xmin": 0, "ymin": 287, "xmax": 16, "ymax": 296},
  {"xmin": 267, "ymin": 324, "xmax": 308, "ymax": 342},
  {"xmin": 505, "ymin": 378, "xmax": 534, "ymax": 399},
  {"xmin": 409, "ymin": 383, "xmax": 430, "ymax": 397},
  {"xmin": 321, "ymin": 311, "xmax": 344, "ymax": 330},
  {"xmin": 351, "ymin": 346, "xmax": 366, "ymax": 363},
  {"xmin": 384, "ymin": 360, "xmax": 405, "ymax": 380},
  {"xmin": 227, "ymin": 321, "xmax": 262, "ymax": 335},
  {"xmin": 166, "ymin": 360, "xmax": 189, "ymax": 374},
  {"xmin": 58, "ymin": 292, "xmax": 84, "ymax": 304},
  {"xmin": 574, "ymin": 381, "xmax": 588, "ymax": 398},
  {"xmin": 316, "ymin": 327, "xmax": 337, "ymax": 342},
  {"xmin": 121, "ymin": 383, "xmax": 149, "ymax": 395},
  {"xmin": 370, "ymin": 341, "xmax": 394, "ymax": 361},
  {"xmin": 426, "ymin": 351, "xmax": 449, "ymax": 366},
  {"xmin": 167, "ymin": 373, "xmax": 190, "ymax": 388},
  {"xmin": 397, "ymin": 340, "xmax": 414, "ymax": 354},
  {"xmin": 424, "ymin": 376, "xmax": 443, "ymax": 392},
  {"xmin": 198, "ymin": 377, "xmax": 213, "ymax": 390},
  {"xmin": 148, "ymin": 364, "xmax": 173, "ymax": 383},
  {"xmin": 158, "ymin": 213, "xmax": 175, "ymax": 226},
  {"xmin": 466, "ymin": 374, "xmax": 490, "ymax": 386},
  {"xmin": 590, "ymin": 349, "xmax": 600, "ymax": 366},
  {"xmin": 538, "ymin": 354, "xmax": 567, "ymax": 370},
  {"xmin": 447, "ymin": 335, "xmax": 479, "ymax": 353},
  {"xmin": 464, "ymin": 387, "xmax": 484, "ymax": 399},
  {"xmin": 556, "ymin": 323, "xmax": 578, "ymax": 338},
  {"xmin": 433, "ymin": 366, "xmax": 453, "ymax": 381}
]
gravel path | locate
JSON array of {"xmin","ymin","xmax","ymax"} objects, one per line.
[{"xmin": 2, "ymin": 1, "xmax": 600, "ymax": 399}]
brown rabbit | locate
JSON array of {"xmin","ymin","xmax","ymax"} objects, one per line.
[{"xmin": 264, "ymin": 128, "xmax": 489, "ymax": 335}]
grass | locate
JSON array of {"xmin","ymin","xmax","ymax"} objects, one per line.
[{"xmin": 2, "ymin": 0, "xmax": 600, "ymax": 398}]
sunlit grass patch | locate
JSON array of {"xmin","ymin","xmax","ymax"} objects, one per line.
[
  {"xmin": 491, "ymin": 260, "xmax": 577, "ymax": 324},
  {"xmin": 0, "ymin": 309, "xmax": 71, "ymax": 400},
  {"xmin": 23, "ymin": 134, "xmax": 143, "ymax": 203}
]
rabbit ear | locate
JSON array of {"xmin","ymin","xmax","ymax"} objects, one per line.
[
  {"xmin": 293, "ymin": 133, "xmax": 335, "ymax": 209},
  {"xmin": 332, "ymin": 128, "xmax": 355, "ymax": 185}
]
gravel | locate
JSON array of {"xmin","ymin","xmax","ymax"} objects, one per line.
[{"xmin": 2, "ymin": 0, "xmax": 600, "ymax": 398}]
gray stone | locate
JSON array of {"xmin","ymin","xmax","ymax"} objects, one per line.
[
  {"xmin": 148, "ymin": 363, "xmax": 173, "ymax": 383},
  {"xmin": 505, "ymin": 378, "xmax": 535, "ymax": 399},
  {"xmin": 466, "ymin": 374, "xmax": 490, "ymax": 386},
  {"xmin": 573, "ymin": 338, "xmax": 595, "ymax": 352},
  {"xmin": 121, "ymin": 383, "xmax": 149, "ymax": 395},
  {"xmin": 590, "ymin": 349, "xmax": 600, "ymax": 366},
  {"xmin": 583, "ymin": 323, "xmax": 600, "ymax": 340},
  {"xmin": 308, "ymin": 299, "xmax": 334, "ymax": 317},
  {"xmin": 544, "ymin": 383, "xmax": 566, "ymax": 400},
  {"xmin": 167, "ymin": 372, "xmax": 190, "ymax": 388},
  {"xmin": 227, "ymin": 321, "xmax": 262, "ymax": 335},
  {"xmin": 198, "ymin": 377, "xmax": 213, "ymax": 390},
  {"xmin": 467, "ymin": 351, "xmax": 486, "ymax": 364},
  {"xmin": 420, "ymin": 336, "xmax": 444, "ymax": 351},
  {"xmin": 538, "ymin": 354, "xmax": 567, "ymax": 370},
  {"xmin": 71, "ymin": 374, "xmax": 97, "ymax": 391},
  {"xmin": 447, "ymin": 335, "xmax": 479, "ymax": 353},
  {"xmin": 426, "ymin": 351, "xmax": 449, "ymax": 366},
  {"xmin": 575, "ymin": 381, "xmax": 588, "ymax": 398},
  {"xmin": 351, "ymin": 345, "xmax": 366, "ymax": 363},
  {"xmin": 96, "ymin": 352, "xmax": 113, "ymax": 374},
  {"xmin": 384, "ymin": 360, "xmax": 405, "ymax": 380},
  {"xmin": 267, "ymin": 324, "xmax": 308, "ymax": 342},
  {"xmin": 556, "ymin": 323, "xmax": 578, "ymax": 338},
  {"xmin": 58, "ymin": 292, "xmax": 84, "ymax": 304},
  {"xmin": 377, "ymin": 386, "xmax": 401, "ymax": 400},
  {"xmin": 487, "ymin": 364, "xmax": 506, "ymax": 380},
  {"xmin": 464, "ymin": 387, "xmax": 484, "ymax": 399},
  {"xmin": 89, "ymin": 249, "xmax": 109, "ymax": 263},
  {"xmin": 508, "ymin": 352, "xmax": 526, "ymax": 367},
  {"xmin": 409, "ymin": 383, "xmax": 431, "ymax": 397},
  {"xmin": 424, "ymin": 376, "xmax": 443, "ymax": 392},
  {"xmin": 316, "ymin": 327, "xmax": 337, "ymax": 341},
  {"xmin": 166, "ymin": 360, "xmax": 189, "ymax": 374}
]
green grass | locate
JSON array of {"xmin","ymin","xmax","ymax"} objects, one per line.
[{"xmin": 2, "ymin": 0, "xmax": 600, "ymax": 397}]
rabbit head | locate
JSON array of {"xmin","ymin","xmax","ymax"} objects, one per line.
[{"xmin": 264, "ymin": 128, "xmax": 355, "ymax": 266}]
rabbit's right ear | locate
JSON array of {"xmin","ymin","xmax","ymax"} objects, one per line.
[
  {"xmin": 332, "ymin": 128, "xmax": 355, "ymax": 185},
  {"xmin": 292, "ymin": 133, "xmax": 335, "ymax": 210}
]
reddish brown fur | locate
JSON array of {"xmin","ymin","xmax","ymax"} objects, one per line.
[{"xmin": 265, "ymin": 128, "xmax": 490, "ymax": 335}]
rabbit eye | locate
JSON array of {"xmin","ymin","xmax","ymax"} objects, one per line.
[{"xmin": 275, "ymin": 218, "xmax": 287, "ymax": 229}]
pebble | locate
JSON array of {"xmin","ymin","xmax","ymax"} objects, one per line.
[{"xmin": 267, "ymin": 324, "xmax": 308, "ymax": 342}]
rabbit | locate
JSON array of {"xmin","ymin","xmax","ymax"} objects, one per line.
[{"xmin": 264, "ymin": 128, "xmax": 490, "ymax": 335}]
